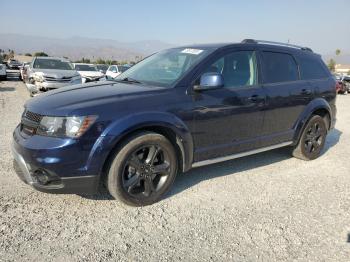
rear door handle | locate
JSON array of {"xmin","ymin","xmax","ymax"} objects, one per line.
[
  {"xmin": 301, "ymin": 89, "xmax": 312, "ymax": 95},
  {"xmin": 248, "ymin": 94, "xmax": 263, "ymax": 102}
]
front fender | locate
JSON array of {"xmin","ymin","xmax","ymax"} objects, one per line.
[
  {"xmin": 89, "ymin": 111, "xmax": 194, "ymax": 173},
  {"xmin": 293, "ymin": 98, "xmax": 332, "ymax": 144}
]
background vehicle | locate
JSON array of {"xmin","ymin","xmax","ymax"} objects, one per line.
[
  {"xmin": 27, "ymin": 57, "xmax": 82, "ymax": 96},
  {"xmin": 96, "ymin": 64, "xmax": 109, "ymax": 74},
  {"xmin": 336, "ymin": 80, "xmax": 347, "ymax": 94},
  {"xmin": 106, "ymin": 64, "xmax": 130, "ymax": 79},
  {"xmin": 335, "ymin": 75, "xmax": 350, "ymax": 94},
  {"xmin": 0, "ymin": 63, "xmax": 6, "ymax": 80},
  {"xmin": 74, "ymin": 63, "xmax": 104, "ymax": 83},
  {"xmin": 341, "ymin": 75, "xmax": 350, "ymax": 93},
  {"xmin": 7, "ymin": 59, "xmax": 22, "ymax": 69},
  {"xmin": 12, "ymin": 40, "xmax": 336, "ymax": 206}
]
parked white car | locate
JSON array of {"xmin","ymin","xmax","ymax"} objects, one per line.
[
  {"xmin": 0, "ymin": 64, "xmax": 7, "ymax": 80},
  {"xmin": 106, "ymin": 65, "xmax": 130, "ymax": 79},
  {"xmin": 27, "ymin": 57, "xmax": 82, "ymax": 96},
  {"xmin": 74, "ymin": 63, "xmax": 104, "ymax": 83}
]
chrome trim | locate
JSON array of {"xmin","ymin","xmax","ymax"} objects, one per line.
[
  {"xmin": 192, "ymin": 141, "xmax": 293, "ymax": 168},
  {"xmin": 11, "ymin": 143, "xmax": 34, "ymax": 184}
]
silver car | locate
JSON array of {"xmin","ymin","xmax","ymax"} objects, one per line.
[{"xmin": 27, "ymin": 57, "xmax": 82, "ymax": 96}]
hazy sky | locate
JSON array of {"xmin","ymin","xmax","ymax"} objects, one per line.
[{"xmin": 1, "ymin": 0, "xmax": 349, "ymax": 54}]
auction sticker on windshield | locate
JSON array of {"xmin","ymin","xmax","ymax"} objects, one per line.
[{"xmin": 181, "ymin": 48, "xmax": 203, "ymax": 55}]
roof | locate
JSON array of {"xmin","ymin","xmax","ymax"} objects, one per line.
[{"xmin": 175, "ymin": 39, "xmax": 316, "ymax": 55}]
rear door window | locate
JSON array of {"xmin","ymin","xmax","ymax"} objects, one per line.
[
  {"xmin": 262, "ymin": 52, "xmax": 299, "ymax": 84},
  {"xmin": 298, "ymin": 57, "xmax": 329, "ymax": 80}
]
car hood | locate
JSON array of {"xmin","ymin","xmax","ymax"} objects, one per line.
[
  {"xmin": 25, "ymin": 81, "xmax": 166, "ymax": 115},
  {"xmin": 78, "ymin": 71, "xmax": 103, "ymax": 78},
  {"xmin": 33, "ymin": 69, "xmax": 80, "ymax": 78}
]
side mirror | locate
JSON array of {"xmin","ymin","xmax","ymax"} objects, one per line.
[{"xmin": 194, "ymin": 72, "xmax": 224, "ymax": 91}]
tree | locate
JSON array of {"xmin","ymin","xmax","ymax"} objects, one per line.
[
  {"xmin": 96, "ymin": 58, "xmax": 106, "ymax": 64},
  {"xmin": 25, "ymin": 53, "xmax": 32, "ymax": 57},
  {"xmin": 75, "ymin": 57, "xmax": 91, "ymax": 63},
  {"xmin": 335, "ymin": 49, "xmax": 341, "ymax": 56},
  {"xmin": 33, "ymin": 52, "xmax": 48, "ymax": 57},
  {"xmin": 327, "ymin": 58, "xmax": 336, "ymax": 72},
  {"xmin": 8, "ymin": 50, "xmax": 15, "ymax": 59}
]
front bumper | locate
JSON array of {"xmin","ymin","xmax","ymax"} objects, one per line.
[
  {"xmin": 12, "ymin": 126, "xmax": 101, "ymax": 194},
  {"xmin": 37, "ymin": 81, "xmax": 73, "ymax": 90}
]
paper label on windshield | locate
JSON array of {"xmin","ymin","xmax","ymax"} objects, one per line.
[{"xmin": 181, "ymin": 48, "xmax": 203, "ymax": 55}]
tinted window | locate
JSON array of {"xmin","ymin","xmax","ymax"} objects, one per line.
[
  {"xmin": 299, "ymin": 56, "xmax": 329, "ymax": 80},
  {"xmin": 262, "ymin": 52, "xmax": 298, "ymax": 83},
  {"xmin": 204, "ymin": 51, "xmax": 258, "ymax": 88}
]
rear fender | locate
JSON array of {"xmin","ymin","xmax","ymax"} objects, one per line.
[{"xmin": 293, "ymin": 98, "xmax": 332, "ymax": 144}]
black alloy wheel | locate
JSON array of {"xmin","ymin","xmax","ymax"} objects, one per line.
[
  {"xmin": 292, "ymin": 115, "xmax": 328, "ymax": 160},
  {"xmin": 107, "ymin": 132, "xmax": 178, "ymax": 206},
  {"xmin": 122, "ymin": 145, "xmax": 171, "ymax": 197}
]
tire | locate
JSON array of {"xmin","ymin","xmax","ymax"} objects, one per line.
[
  {"xmin": 292, "ymin": 115, "xmax": 328, "ymax": 161},
  {"xmin": 106, "ymin": 132, "xmax": 178, "ymax": 206}
]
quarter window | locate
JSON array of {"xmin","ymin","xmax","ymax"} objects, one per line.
[
  {"xmin": 203, "ymin": 51, "xmax": 258, "ymax": 88},
  {"xmin": 299, "ymin": 57, "xmax": 329, "ymax": 80},
  {"xmin": 262, "ymin": 52, "xmax": 299, "ymax": 83}
]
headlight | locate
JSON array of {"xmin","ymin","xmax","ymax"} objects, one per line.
[{"xmin": 37, "ymin": 115, "xmax": 97, "ymax": 138}]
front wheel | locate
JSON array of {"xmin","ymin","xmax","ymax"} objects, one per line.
[
  {"xmin": 106, "ymin": 132, "xmax": 178, "ymax": 206},
  {"xmin": 292, "ymin": 115, "xmax": 328, "ymax": 160}
]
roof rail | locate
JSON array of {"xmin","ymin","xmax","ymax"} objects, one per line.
[{"xmin": 241, "ymin": 39, "xmax": 313, "ymax": 52}]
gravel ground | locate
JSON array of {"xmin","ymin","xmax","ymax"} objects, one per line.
[{"xmin": 1, "ymin": 78, "xmax": 350, "ymax": 261}]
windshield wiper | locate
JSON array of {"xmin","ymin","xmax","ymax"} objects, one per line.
[{"xmin": 115, "ymin": 77, "xmax": 142, "ymax": 84}]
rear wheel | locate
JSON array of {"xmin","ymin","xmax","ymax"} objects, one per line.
[
  {"xmin": 292, "ymin": 115, "xmax": 327, "ymax": 160},
  {"xmin": 106, "ymin": 132, "xmax": 178, "ymax": 206}
]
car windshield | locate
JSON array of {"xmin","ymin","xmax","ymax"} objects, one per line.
[
  {"xmin": 33, "ymin": 59, "xmax": 74, "ymax": 70},
  {"xmin": 117, "ymin": 65, "xmax": 130, "ymax": 73},
  {"xmin": 115, "ymin": 47, "xmax": 212, "ymax": 87},
  {"xmin": 75, "ymin": 64, "xmax": 98, "ymax": 71},
  {"xmin": 97, "ymin": 65, "xmax": 108, "ymax": 71}
]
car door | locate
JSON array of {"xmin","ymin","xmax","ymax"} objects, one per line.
[
  {"xmin": 259, "ymin": 49, "xmax": 313, "ymax": 147},
  {"xmin": 191, "ymin": 49, "xmax": 266, "ymax": 162}
]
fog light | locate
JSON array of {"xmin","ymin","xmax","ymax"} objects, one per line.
[{"xmin": 33, "ymin": 170, "xmax": 50, "ymax": 185}]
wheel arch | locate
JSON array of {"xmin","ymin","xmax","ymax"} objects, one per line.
[
  {"xmin": 293, "ymin": 98, "xmax": 332, "ymax": 144},
  {"xmin": 99, "ymin": 112, "xmax": 194, "ymax": 180}
]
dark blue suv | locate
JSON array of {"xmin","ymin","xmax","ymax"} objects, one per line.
[{"xmin": 12, "ymin": 39, "xmax": 336, "ymax": 206}]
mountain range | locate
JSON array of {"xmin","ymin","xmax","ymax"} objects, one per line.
[
  {"xmin": 1, "ymin": 33, "xmax": 349, "ymax": 65},
  {"xmin": 0, "ymin": 33, "xmax": 173, "ymax": 61}
]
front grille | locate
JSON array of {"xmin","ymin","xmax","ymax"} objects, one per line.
[
  {"xmin": 24, "ymin": 110, "xmax": 43, "ymax": 123},
  {"xmin": 44, "ymin": 76, "xmax": 72, "ymax": 83},
  {"xmin": 20, "ymin": 110, "xmax": 43, "ymax": 136}
]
